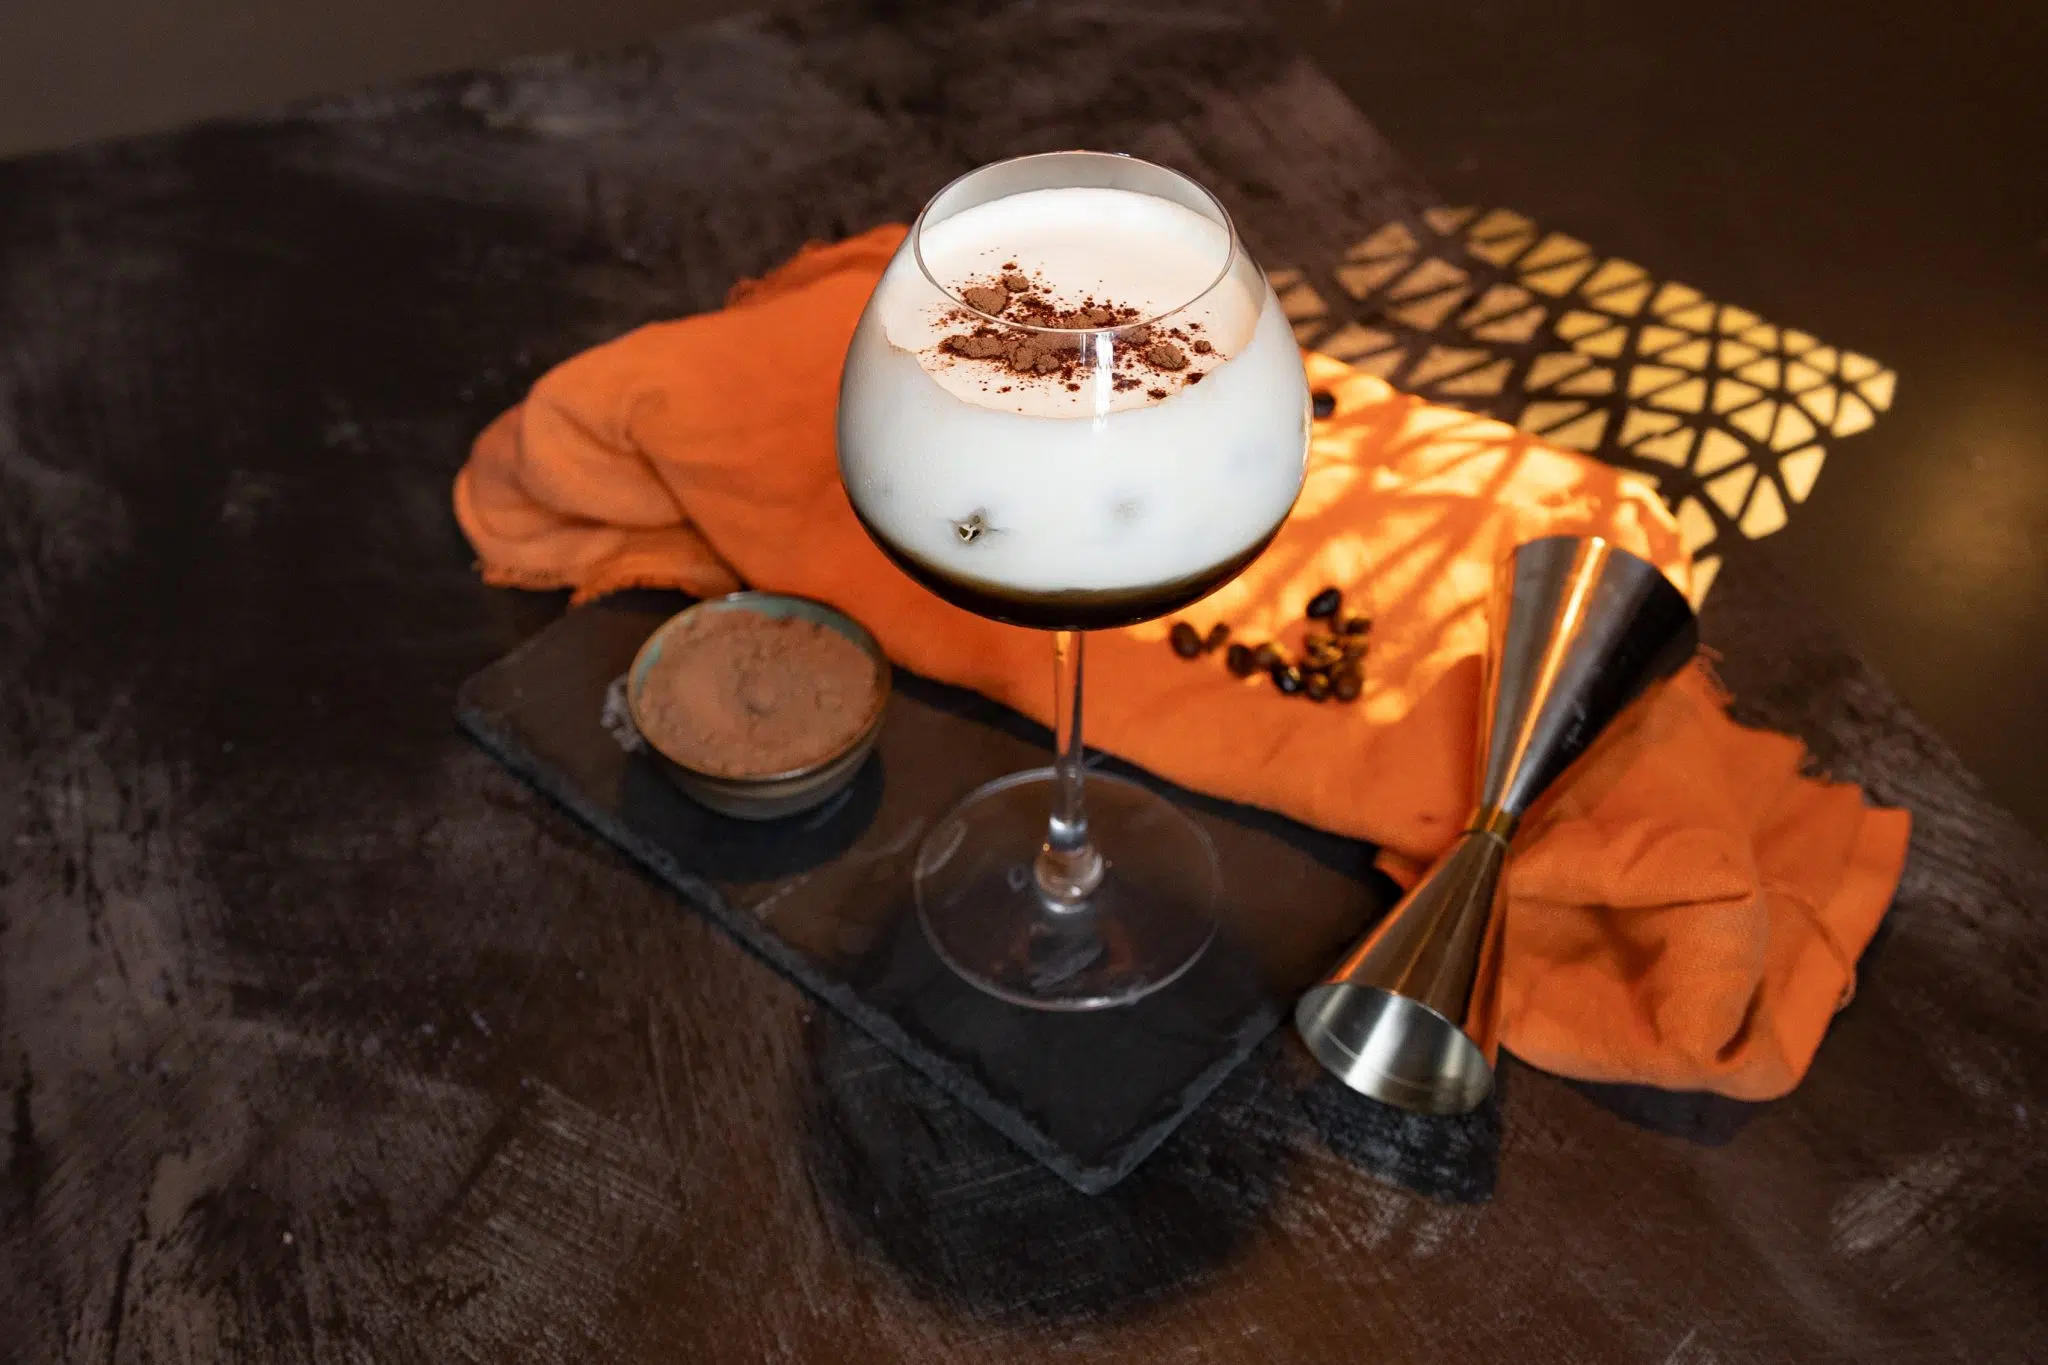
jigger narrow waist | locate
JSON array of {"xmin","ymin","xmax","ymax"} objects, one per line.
[{"xmin": 1465, "ymin": 807, "xmax": 1519, "ymax": 840}]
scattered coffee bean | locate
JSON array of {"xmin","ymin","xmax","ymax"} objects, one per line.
[
  {"xmin": 1204, "ymin": 622, "xmax": 1230, "ymax": 652},
  {"xmin": 1311, "ymin": 390, "xmax": 1336, "ymax": 420},
  {"xmin": 1225, "ymin": 642, "xmax": 1256, "ymax": 677},
  {"xmin": 1342, "ymin": 640, "xmax": 1369, "ymax": 662},
  {"xmin": 1252, "ymin": 643, "xmax": 1283, "ymax": 671},
  {"xmin": 1306, "ymin": 587, "xmax": 1343, "ymax": 620},
  {"xmin": 1270, "ymin": 662, "xmax": 1305, "ymax": 695},
  {"xmin": 1169, "ymin": 622, "xmax": 1203, "ymax": 658},
  {"xmin": 1304, "ymin": 634, "xmax": 1343, "ymax": 668},
  {"xmin": 1339, "ymin": 616, "xmax": 1372, "ymax": 636},
  {"xmin": 1333, "ymin": 664, "xmax": 1364, "ymax": 702},
  {"xmin": 1304, "ymin": 671, "xmax": 1332, "ymax": 702}
]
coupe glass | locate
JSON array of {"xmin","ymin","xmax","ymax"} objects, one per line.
[{"xmin": 838, "ymin": 151, "xmax": 1310, "ymax": 1009}]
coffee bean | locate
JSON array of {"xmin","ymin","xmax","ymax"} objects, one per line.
[
  {"xmin": 1225, "ymin": 643, "xmax": 1256, "ymax": 677},
  {"xmin": 1252, "ymin": 643, "xmax": 1283, "ymax": 671},
  {"xmin": 1340, "ymin": 616, "xmax": 1372, "ymax": 636},
  {"xmin": 1169, "ymin": 622, "xmax": 1203, "ymax": 658},
  {"xmin": 1306, "ymin": 587, "xmax": 1342, "ymax": 620},
  {"xmin": 1304, "ymin": 671, "xmax": 1332, "ymax": 702},
  {"xmin": 1333, "ymin": 665, "xmax": 1363, "ymax": 702},
  {"xmin": 1342, "ymin": 640, "xmax": 1369, "ymax": 662},
  {"xmin": 1311, "ymin": 390, "xmax": 1336, "ymax": 420},
  {"xmin": 1270, "ymin": 662, "xmax": 1304, "ymax": 695},
  {"xmin": 1204, "ymin": 623, "xmax": 1230, "ymax": 652}
]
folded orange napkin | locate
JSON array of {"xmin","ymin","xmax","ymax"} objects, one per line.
[{"xmin": 456, "ymin": 225, "xmax": 1909, "ymax": 1101}]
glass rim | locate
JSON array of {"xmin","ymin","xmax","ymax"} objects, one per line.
[{"xmin": 909, "ymin": 150, "xmax": 1245, "ymax": 337}]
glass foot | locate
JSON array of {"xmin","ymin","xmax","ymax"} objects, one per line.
[{"xmin": 914, "ymin": 767, "xmax": 1221, "ymax": 1011}]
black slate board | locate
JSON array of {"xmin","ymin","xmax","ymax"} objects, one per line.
[{"xmin": 457, "ymin": 591, "xmax": 1398, "ymax": 1190}]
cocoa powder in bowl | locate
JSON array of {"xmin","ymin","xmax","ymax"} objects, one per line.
[{"xmin": 636, "ymin": 610, "xmax": 881, "ymax": 778}]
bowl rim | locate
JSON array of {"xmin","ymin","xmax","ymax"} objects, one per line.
[{"xmin": 625, "ymin": 591, "xmax": 891, "ymax": 785}]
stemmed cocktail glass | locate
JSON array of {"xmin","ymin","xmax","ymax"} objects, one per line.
[{"xmin": 838, "ymin": 151, "xmax": 1310, "ymax": 1009}]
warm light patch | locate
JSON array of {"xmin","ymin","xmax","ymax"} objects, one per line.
[
  {"xmin": 1694, "ymin": 428, "xmax": 1749, "ymax": 477},
  {"xmin": 1589, "ymin": 279, "xmax": 1652, "ymax": 316},
  {"xmin": 1462, "ymin": 283, "xmax": 1536, "ymax": 325},
  {"xmin": 1741, "ymin": 477, "xmax": 1787, "ymax": 537},
  {"xmin": 1629, "ymin": 364, "xmax": 1690, "ymax": 399},
  {"xmin": 1317, "ymin": 322, "xmax": 1399, "ymax": 363},
  {"xmin": 1529, "ymin": 351, "xmax": 1593, "ymax": 388},
  {"xmin": 1390, "ymin": 291, "xmax": 1466, "ymax": 330},
  {"xmin": 1348, "ymin": 221, "xmax": 1417, "ymax": 260},
  {"xmin": 1279, "ymin": 281, "xmax": 1327, "ymax": 320},
  {"xmin": 1675, "ymin": 496, "xmax": 1718, "ymax": 554},
  {"xmin": 1473, "ymin": 305, "xmax": 1546, "ymax": 343},
  {"xmin": 1778, "ymin": 446, "xmax": 1826, "ymax": 502},
  {"xmin": 1338, "ymin": 258, "xmax": 1407, "ymax": 299},
  {"xmin": 1437, "ymin": 357, "xmax": 1514, "ymax": 396},
  {"xmin": 1619, "ymin": 407, "xmax": 1682, "ymax": 445},
  {"xmin": 1555, "ymin": 366, "xmax": 1616, "ymax": 397},
  {"xmin": 1647, "ymin": 376, "xmax": 1707, "ymax": 414},
  {"xmin": 1632, "ymin": 428, "xmax": 1694, "ymax": 467},
  {"xmin": 1392, "ymin": 258, "xmax": 1469, "ymax": 299},
  {"xmin": 1411, "ymin": 346, "xmax": 1495, "ymax": 387},
  {"xmin": 1687, "ymin": 554, "xmax": 1721, "ymax": 606},
  {"xmin": 1294, "ymin": 205, "xmax": 1896, "ymax": 600},
  {"xmin": 1713, "ymin": 378, "xmax": 1763, "ymax": 414},
  {"xmin": 1574, "ymin": 326, "xmax": 1629, "ymax": 359},
  {"xmin": 1706, "ymin": 464, "xmax": 1758, "ymax": 518},
  {"xmin": 1424, "ymin": 205, "xmax": 1479, "ymax": 234}
]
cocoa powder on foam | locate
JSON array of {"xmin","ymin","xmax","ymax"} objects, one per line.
[
  {"xmin": 935, "ymin": 262, "xmax": 1216, "ymax": 395},
  {"xmin": 637, "ymin": 612, "xmax": 880, "ymax": 777}
]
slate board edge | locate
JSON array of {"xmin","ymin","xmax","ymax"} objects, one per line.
[{"xmin": 454, "ymin": 665, "xmax": 1285, "ymax": 1195}]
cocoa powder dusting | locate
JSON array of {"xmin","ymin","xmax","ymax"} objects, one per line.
[
  {"xmin": 1145, "ymin": 340, "xmax": 1187, "ymax": 370},
  {"xmin": 961, "ymin": 284, "xmax": 1010, "ymax": 315},
  {"xmin": 638, "ymin": 613, "xmax": 879, "ymax": 777},
  {"xmin": 934, "ymin": 262, "xmax": 1221, "ymax": 394}
]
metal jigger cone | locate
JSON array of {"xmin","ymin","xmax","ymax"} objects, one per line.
[{"xmin": 1295, "ymin": 534, "xmax": 1699, "ymax": 1114}]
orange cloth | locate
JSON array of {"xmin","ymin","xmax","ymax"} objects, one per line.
[{"xmin": 455, "ymin": 226, "xmax": 1910, "ymax": 1101}]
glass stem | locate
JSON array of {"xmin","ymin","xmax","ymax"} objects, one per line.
[{"xmin": 1035, "ymin": 629, "xmax": 1104, "ymax": 906}]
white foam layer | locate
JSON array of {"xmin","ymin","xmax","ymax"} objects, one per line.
[
  {"xmin": 839, "ymin": 185, "xmax": 1309, "ymax": 599},
  {"xmin": 891, "ymin": 187, "xmax": 1250, "ymax": 418}
]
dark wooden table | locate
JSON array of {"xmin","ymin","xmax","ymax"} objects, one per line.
[{"xmin": 2, "ymin": 3, "xmax": 2042, "ymax": 1361}]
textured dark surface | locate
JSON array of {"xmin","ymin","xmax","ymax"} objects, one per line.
[{"xmin": 2, "ymin": 2, "xmax": 2044, "ymax": 1361}]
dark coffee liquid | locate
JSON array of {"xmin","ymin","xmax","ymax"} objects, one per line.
[{"xmin": 856, "ymin": 509, "xmax": 1281, "ymax": 631}]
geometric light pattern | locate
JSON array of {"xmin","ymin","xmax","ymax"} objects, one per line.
[{"xmin": 1275, "ymin": 205, "xmax": 1897, "ymax": 600}]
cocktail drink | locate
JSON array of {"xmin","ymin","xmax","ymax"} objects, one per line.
[{"xmin": 838, "ymin": 151, "xmax": 1310, "ymax": 1008}]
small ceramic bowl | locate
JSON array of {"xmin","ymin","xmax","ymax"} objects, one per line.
[{"xmin": 626, "ymin": 592, "xmax": 890, "ymax": 821}]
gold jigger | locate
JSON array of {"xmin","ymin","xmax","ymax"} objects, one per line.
[{"xmin": 1295, "ymin": 535, "xmax": 1699, "ymax": 1114}]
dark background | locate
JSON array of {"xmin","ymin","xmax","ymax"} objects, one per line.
[{"xmin": 2, "ymin": 0, "xmax": 2042, "ymax": 834}]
